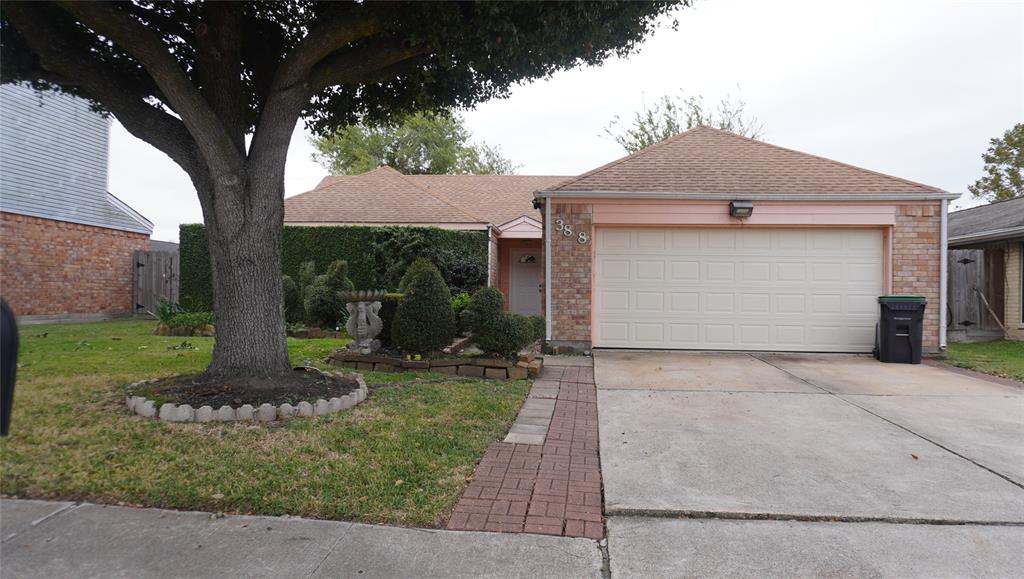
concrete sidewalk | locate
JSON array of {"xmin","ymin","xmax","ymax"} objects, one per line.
[{"xmin": 1, "ymin": 499, "xmax": 602, "ymax": 579}]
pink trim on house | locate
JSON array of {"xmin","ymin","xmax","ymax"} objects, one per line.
[
  {"xmin": 497, "ymin": 216, "xmax": 543, "ymax": 239},
  {"xmin": 590, "ymin": 201, "xmax": 898, "ymax": 226}
]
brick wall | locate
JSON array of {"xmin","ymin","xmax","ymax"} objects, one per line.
[
  {"xmin": 1004, "ymin": 242, "xmax": 1023, "ymax": 340},
  {"xmin": 1, "ymin": 212, "xmax": 149, "ymax": 316},
  {"xmin": 548, "ymin": 203, "xmax": 593, "ymax": 347},
  {"xmin": 891, "ymin": 203, "xmax": 942, "ymax": 351}
]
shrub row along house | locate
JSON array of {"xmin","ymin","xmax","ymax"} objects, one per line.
[
  {"xmin": 285, "ymin": 127, "xmax": 958, "ymax": 354},
  {"xmin": 0, "ymin": 84, "xmax": 153, "ymax": 322}
]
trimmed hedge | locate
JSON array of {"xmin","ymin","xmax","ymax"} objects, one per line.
[
  {"xmin": 179, "ymin": 224, "xmax": 488, "ymax": 311},
  {"xmin": 466, "ymin": 287, "xmax": 536, "ymax": 358}
]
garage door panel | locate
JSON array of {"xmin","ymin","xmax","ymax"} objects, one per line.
[{"xmin": 594, "ymin": 227, "xmax": 883, "ymax": 352}]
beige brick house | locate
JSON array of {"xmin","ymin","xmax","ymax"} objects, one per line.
[{"xmin": 536, "ymin": 127, "xmax": 958, "ymax": 354}]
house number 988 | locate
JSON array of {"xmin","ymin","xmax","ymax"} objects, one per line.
[{"xmin": 555, "ymin": 219, "xmax": 589, "ymax": 244}]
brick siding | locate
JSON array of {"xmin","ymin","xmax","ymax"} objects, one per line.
[
  {"xmin": 1, "ymin": 212, "xmax": 149, "ymax": 316},
  {"xmin": 1003, "ymin": 242, "xmax": 1023, "ymax": 340},
  {"xmin": 548, "ymin": 203, "xmax": 593, "ymax": 346},
  {"xmin": 891, "ymin": 204, "xmax": 942, "ymax": 351}
]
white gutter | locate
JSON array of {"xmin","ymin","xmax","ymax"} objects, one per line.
[
  {"xmin": 534, "ymin": 191, "xmax": 961, "ymax": 202},
  {"xmin": 940, "ymin": 199, "xmax": 948, "ymax": 351},
  {"xmin": 948, "ymin": 226, "xmax": 1024, "ymax": 246},
  {"xmin": 544, "ymin": 197, "xmax": 552, "ymax": 340}
]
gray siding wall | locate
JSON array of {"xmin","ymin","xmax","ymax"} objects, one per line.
[{"xmin": 0, "ymin": 84, "xmax": 150, "ymax": 234}]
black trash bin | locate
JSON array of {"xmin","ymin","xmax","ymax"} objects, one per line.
[{"xmin": 874, "ymin": 295, "xmax": 927, "ymax": 364}]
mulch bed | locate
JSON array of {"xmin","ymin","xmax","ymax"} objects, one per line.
[{"xmin": 134, "ymin": 368, "xmax": 360, "ymax": 408}]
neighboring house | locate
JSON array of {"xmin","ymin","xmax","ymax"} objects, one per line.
[
  {"xmin": 947, "ymin": 197, "xmax": 1024, "ymax": 341},
  {"xmin": 285, "ymin": 167, "xmax": 566, "ymax": 315},
  {"xmin": 538, "ymin": 127, "xmax": 957, "ymax": 354},
  {"xmin": 0, "ymin": 83, "xmax": 153, "ymax": 321}
]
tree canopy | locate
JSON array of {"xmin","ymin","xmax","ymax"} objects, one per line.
[
  {"xmin": 312, "ymin": 110, "xmax": 517, "ymax": 175},
  {"xmin": 605, "ymin": 90, "xmax": 765, "ymax": 153},
  {"xmin": 968, "ymin": 123, "xmax": 1023, "ymax": 202},
  {"xmin": 1, "ymin": 0, "xmax": 684, "ymax": 377}
]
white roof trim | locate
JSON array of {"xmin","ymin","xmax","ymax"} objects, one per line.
[
  {"xmin": 106, "ymin": 192, "xmax": 154, "ymax": 234},
  {"xmin": 949, "ymin": 225, "xmax": 1024, "ymax": 245},
  {"xmin": 496, "ymin": 215, "xmax": 543, "ymax": 239}
]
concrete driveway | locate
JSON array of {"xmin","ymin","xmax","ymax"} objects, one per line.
[{"xmin": 595, "ymin": 351, "xmax": 1024, "ymax": 577}]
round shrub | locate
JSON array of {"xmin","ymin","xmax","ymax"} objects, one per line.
[
  {"xmin": 377, "ymin": 292, "xmax": 404, "ymax": 347},
  {"xmin": 475, "ymin": 312, "xmax": 533, "ymax": 358},
  {"xmin": 392, "ymin": 258, "xmax": 456, "ymax": 353},
  {"xmin": 464, "ymin": 287, "xmax": 505, "ymax": 334},
  {"xmin": 303, "ymin": 282, "xmax": 339, "ymax": 328},
  {"xmin": 527, "ymin": 315, "xmax": 546, "ymax": 342}
]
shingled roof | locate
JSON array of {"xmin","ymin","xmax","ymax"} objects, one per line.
[
  {"xmin": 285, "ymin": 167, "xmax": 566, "ymax": 227},
  {"xmin": 549, "ymin": 126, "xmax": 945, "ymax": 194},
  {"xmin": 949, "ymin": 196, "xmax": 1024, "ymax": 243}
]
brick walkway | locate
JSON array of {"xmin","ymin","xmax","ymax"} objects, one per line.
[{"xmin": 446, "ymin": 360, "xmax": 604, "ymax": 539}]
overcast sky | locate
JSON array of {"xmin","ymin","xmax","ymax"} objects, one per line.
[{"xmin": 108, "ymin": 0, "xmax": 1024, "ymax": 242}]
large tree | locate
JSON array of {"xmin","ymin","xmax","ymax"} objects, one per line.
[
  {"xmin": 313, "ymin": 110, "xmax": 517, "ymax": 175},
  {"xmin": 968, "ymin": 123, "xmax": 1023, "ymax": 202},
  {"xmin": 605, "ymin": 90, "xmax": 765, "ymax": 153},
  {"xmin": 1, "ymin": 1, "xmax": 682, "ymax": 379}
]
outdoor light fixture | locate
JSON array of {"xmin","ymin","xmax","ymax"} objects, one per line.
[{"xmin": 729, "ymin": 200, "xmax": 754, "ymax": 219}]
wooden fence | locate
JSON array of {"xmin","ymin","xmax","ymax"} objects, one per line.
[
  {"xmin": 947, "ymin": 248, "xmax": 1005, "ymax": 340},
  {"xmin": 133, "ymin": 250, "xmax": 179, "ymax": 317}
]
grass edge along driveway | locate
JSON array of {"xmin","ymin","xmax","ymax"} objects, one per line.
[
  {"xmin": 945, "ymin": 340, "xmax": 1024, "ymax": 383},
  {"xmin": 0, "ymin": 320, "xmax": 528, "ymax": 527}
]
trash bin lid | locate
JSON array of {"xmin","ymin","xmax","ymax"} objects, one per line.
[{"xmin": 878, "ymin": 294, "xmax": 927, "ymax": 304}]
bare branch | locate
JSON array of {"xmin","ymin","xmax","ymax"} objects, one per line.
[{"xmin": 57, "ymin": 1, "xmax": 243, "ymax": 174}]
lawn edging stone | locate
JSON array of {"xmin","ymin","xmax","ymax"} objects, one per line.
[
  {"xmin": 325, "ymin": 350, "xmax": 543, "ymax": 380},
  {"xmin": 125, "ymin": 373, "xmax": 369, "ymax": 423}
]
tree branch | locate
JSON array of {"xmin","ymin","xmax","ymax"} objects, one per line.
[
  {"xmin": 310, "ymin": 39, "xmax": 431, "ymax": 94},
  {"xmin": 2, "ymin": 2, "xmax": 203, "ymax": 180},
  {"xmin": 57, "ymin": 1, "xmax": 243, "ymax": 175},
  {"xmin": 196, "ymin": 2, "xmax": 245, "ymax": 152}
]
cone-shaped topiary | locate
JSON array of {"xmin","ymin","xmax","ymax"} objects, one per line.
[{"xmin": 392, "ymin": 258, "xmax": 456, "ymax": 353}]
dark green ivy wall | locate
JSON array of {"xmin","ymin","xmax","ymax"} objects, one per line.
[{"xmin": 179, "ymin": 224, "xmax": 487, "ymax": 310}]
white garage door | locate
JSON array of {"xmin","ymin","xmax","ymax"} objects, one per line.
[{"xmin": 594, "ymin": 228, "xmax": 883, "ymax": 352}]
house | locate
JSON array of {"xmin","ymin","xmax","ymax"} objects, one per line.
[
  {"xmin": 287, "ymin": 127, "xmax": 956, "ymax": 354},
  {"xmin": 537, "ymin": 127, "xmax": 957, "ymax": 354},
  {"xmin": 946, "ymin": 197, "xmax": 1024, "ymax": 341},
  {"xmin": 284, "ymin": 167, "xmax": 567, "ymax": 315},
  {"xmin": 0, "ymin": 83, "xmax": 153, "ymax": 322}
]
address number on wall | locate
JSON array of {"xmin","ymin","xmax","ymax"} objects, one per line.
[{"xmin": 555, "ymin": 219, "xmax": 589, "ymax": 244}]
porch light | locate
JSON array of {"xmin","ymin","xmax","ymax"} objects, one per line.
[{"xmin": 729, "ymin": 200, "xmax": 754, "ymax": 219}]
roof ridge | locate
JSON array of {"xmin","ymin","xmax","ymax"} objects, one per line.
[
  {"xmin": 549, "ymin": 126, "xmax": 706, "ymax": 191},
  {"xmin": 703, "ymin": 128, "xmax": 945, "ymax": 193},
  {"xmin": 385, "ymin": 167, "xmax": 488, "ymax": 223}
]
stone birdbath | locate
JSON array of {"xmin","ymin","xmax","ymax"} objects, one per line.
[{"xmin": 339, "ymin": 289, "xmax": 386, "ymax": 354}]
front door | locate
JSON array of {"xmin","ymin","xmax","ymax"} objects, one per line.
[{"xmin": 509, "ymin": 248, "xmax": 542, "ymax": 316}]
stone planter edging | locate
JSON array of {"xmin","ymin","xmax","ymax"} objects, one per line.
[
  {"xmin": 125, "ymin": 373, "xmax": 368, "ymax": 423},
  {"xmin": 325, "ymin": 351, "xmax": 543, "ymax": 380}
]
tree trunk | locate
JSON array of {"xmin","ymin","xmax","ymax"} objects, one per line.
[{"xmin": 202, "ymin": 175, "xmax": 291, "ymax": 377}]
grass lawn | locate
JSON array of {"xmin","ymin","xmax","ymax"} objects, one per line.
[
  {"xmin": 945, "ymin": 340, "xmax": 1024, "ymax": 382},
  {"xmin": 0, "ymin": 320, "xmax": 528, "ymax": 527}
]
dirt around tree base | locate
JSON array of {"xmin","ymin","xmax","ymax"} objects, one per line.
[{"xmin": 134, "ymin": 368, "xmax": 360, "ymax": 408}]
